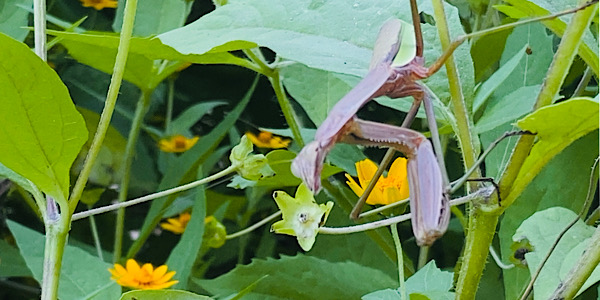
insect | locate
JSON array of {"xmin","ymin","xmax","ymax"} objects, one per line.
[{"xmin": 291, "ymin": 0, "xmax": 451, "ymax": 246}]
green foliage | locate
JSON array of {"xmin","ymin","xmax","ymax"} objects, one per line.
[
  {"xmin": 0, "ymin": 239, "xmax": 32, "ymax": 277},
  {"xmin": 197, "ymin": 255, "xmax": 397, "ymax": 299},
  {"xmin": 0, "ymin": 33, "xmax": 88, "ymax": 201},
  {"xmin": 7, "ymin": 220, "xmax": 121, "ymax": 299},
  {"xmin": 513, "ymin": 207, "xmax": 600, "ymax": 299},
  {"xmin": 119, "ymin": 289, "xmax": 213, "ymax": 300},
  {"xmin": 0, "ymin": 0, "xmax": 30, "ymax": 41},
  {"xmin": 363, "ymin": 261, "xmax": 454, "ymax": 299},
  {"xmin": 0, "ymin": 0, "xmax": 598, "ymax": 298}
]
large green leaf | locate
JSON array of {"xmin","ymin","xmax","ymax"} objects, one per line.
[
  {"xmin": 507, "ymin": 98, "xmax": 599, "ymax": 202},
  {"xmin": 165, "ymin": 168, "xmax": 206, "ymax": 290},
  {"xmin": 475, "ymin": 85, "xmax": 540, "ymax": 133},
  {"xmin": 0, "ymin": 0, "xmax": 30, "ymax": 41},
  {"xmin": 0, "ymin": 33, "xmax": 88, "ymax": 201},
  {"xmin": 495, "ymin": 0, "xmax": 599, "ymax": 77},
  {"xmin": 113, "ymin": 0, "xmax": 189, "ymax": 37},
  {"xmin": 513, "ymin": 207, "xmax": 599, "ymax": 299},
  {"xmin": 159, "ymin": 0, "xmax": 407, "ymax": 77},
  {"xmin": 7, "ymin": 220, "xmax": 121, "ymax": 300},
  {"xmin": 196, "ymin": 255, "xmax": 396, "ymax": 300},
  {"xmin": 0, "ymin": 239, "xmax": 31, "ymax": 277},
  {"xmin": 119, "ymin": 290, "xmax": 212, "ymax": 300},
  {"xmin": 48, "ymin": 31, "xmax": 252, "ymax": 90},
  {"xmin": 499, "ymin": 131, "xmax": 599, "ymax": 299}
]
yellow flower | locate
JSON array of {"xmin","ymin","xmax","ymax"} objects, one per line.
[
  {"xmin": 345, "ymin": 158, "xmax": 410, "ymax": 205},
  {"xmin": 158, "ymin": 135, "xmax": 199, "ymax": 153},
  {"xmin": 245, "ymin": 131, "xmax": 291, "ymax": 149},
  {"xmin": 79, "ymin": 0, "xmax": 117, "ymax": 10},
  {"xmin": 109, "ymin": 259, "xmax": 178, "ymax": 290},
  {"xmin": 160, "ymin": 212, "xmax": 191, "ymax": 234}
]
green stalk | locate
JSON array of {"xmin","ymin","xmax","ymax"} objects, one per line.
[
  {"xmin": 455, "ymin": 2, "xmax": 597, "ymax": 298},
  {"xmin": 268, "ymin": 70, "xmax": 305, "ymax": 147},
  {"xmin": 391, "ymin": 224, "xmax": 407, "ymax": 300},
  {"xmin": 242, "ymin": 49, "xmax": 305, "ymax": 147},
  {"xmin": 498, "ymin": 0, "xmax": 597, "ymax": 209},
  {"xmin": 550, "ymin": 226, "xmax": 600, "ymax": 299},
  {"xmin": 68, "ymin": 0, "xmax": 139, "ymax": 211},
  {"xmin": 87, "ymin": 205, "xmax": 104, "ymax": 260},
  {"xmin": 41, "ymin": 200, "xmax": 70, "ymax": 300},
  {"xmin": 33, "ymin": 0, "xmax": 46, "ymax": 61},
  {"xmin": 113, "ymin": 90, "xmax": 152, "ymax": 262},
  {"xmin": 430, "ymin": 0, "xmax": 481, "ymax": 176}
]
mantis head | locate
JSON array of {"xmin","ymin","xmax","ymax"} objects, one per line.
[{"xmin": 291, "ymin": 141, "xmax": 328, "ymax": 193}]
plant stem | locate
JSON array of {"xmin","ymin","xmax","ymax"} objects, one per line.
[
  {"xmin": 550, "ymin": 226, "xmax": 600, "ymax": 299},
  {"xmin": 72, "ymin": 166, "xmax": 237, "ymax": 221},
  {"xmin": 242, "ymin": 49, "xmax": 305, "ymax": 147},
  {"xmin": 319, "ymin": 194, "xmax": 473, "ymax": 234},
  {"xmin": 498, "ymin": 1, "xmax": 598, "ymax": 205},
  {"xmin": 113, "ymin": 90, "xmax": 152, "ymax": 262},
  {"xmin": 391, "ymin": 224, "xmax": 407, "ymax": 300},
  {"xmin": 68, "ymin": 0, "xmax": 139, "ymax": 212},
  {"xmin": 226, "ymin": 211, "xmax": 282, "ymax": 240},
  {"xmin": 87, "ymin": 205, "xmax": 104, "ymax": 261},
  {"xmin": 33, "ymin": 0, "xmax": 46, "ymax": 61},
  {"xmin": 417, "ymin": 246, "xmax": 429, "ymax": 269},
  {"xmin": 41, "ymin": 206, "xmax": 70, "ymax": 300},
  {"xmin": 430, "ymin": 0, "xmax": 480, "ymax": 176}
]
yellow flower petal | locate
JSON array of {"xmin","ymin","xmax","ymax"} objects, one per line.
[
  {"xmin": 160, "ymin": 212, "xmax": 192, "ymax": 234},
  {"xmin": 245, "ymin": 131, "xmax": 291, "ymax": 149},
  {"xmin": 158, "ymin": 135, "xmax": 199, "ymax": 153},
  {"xmin": 126, "ymin": 259, "xmax": 141, "ymax": 274},
  {"xmin": 346, "ymin": 157, "xmax": 410, "ymax": 206},
  {"xmin": 79, "ymin": 0, "xmax": 118, "ymax": 10},
  {"xmin": 108, "ymin": 259, "xmax": 178, "ymax": 290}
]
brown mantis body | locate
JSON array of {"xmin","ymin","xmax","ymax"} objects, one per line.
[{"xmin": 291, "ymin": 5, "xmax": 451, "ymax": 246}]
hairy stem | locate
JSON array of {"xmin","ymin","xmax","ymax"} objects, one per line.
[
  {"xmin": 456, "ymin": 1, "xmax": 598, "ymax": 298},
  {"xmin": 33, "ymin": 0, "xmax": 46, "ymax": 61},
  {"xmin": 113, "ymin": 90, "xmax": 152, "ymax": 262}
]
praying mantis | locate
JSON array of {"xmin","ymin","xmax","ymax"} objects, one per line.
[
  {"xmin": 291, "ymin": 0, "xmax": 452, "ymax": 246},
  {"xmin": 289, "ymin": 0, "xmax": 597, "ymax": 246}
]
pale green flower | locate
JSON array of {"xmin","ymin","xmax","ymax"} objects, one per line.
[{"xmin": 271, "ymin": 183, "xmax": 333, "ymax": 251}]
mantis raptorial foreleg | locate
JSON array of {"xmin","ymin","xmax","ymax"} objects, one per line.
[{"xmin": 291, "ymin": 0, "xmax": 597, "ymax": 246}]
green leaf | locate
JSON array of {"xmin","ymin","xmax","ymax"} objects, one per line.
[
  {"xmin": 7, "ymin": 220, "xmax": 121, "ymax": 300},
  {"xmin": 475, "ymin": 85, "xmax": 540, "ymax": 133},
  {"xmin": 0, "ymin": 239, "xmax": 31, "ymax": 277},
  {"xmin": 512, "ymin": 207, "xmax": 599, "ymax": 299},
  {"xmin": 0, "ymin": 162, "xmax": 37, "ymax": 195},
  {"xmin": 499, "ymin": 131, "xmax": 599, "ymax": 299},
  {"xmin": 196, "ymin": 255, "xmax": 397, "ymax": 300},
  {"xmin": 511, "ymin": 98, "xmax": 599, "ymax": 196},
  {"xmin": 0, "ymin": 0, "xmax": 30, "ymax": 41},
  {"xmin": 496, "ymin": 0, "xmax": 599, "ymax": 77},
  {"xmin": 169, "ymin": 101, "xmax": 227, "ymax": 135},
  {"xmin": 135, "ymin": 77, "xmax": 257, "ymax": 253},
  {"xmin": 72, "ymin": 107, "xmax": 126, "ymax": 186},
  {"xmin": 48, "ymin": 31, "xmax": 253, "ymax": 90},
  {"xmin": 119, "ymin": 289, "xmax": 213, "ymax": 300},
  {"xmin": 113, "ymin": 0, "xmax": 189, "ymax": 37},
  {"xmin": 405, "ymin": 261, "xmax": 454, "ymax": 295},
  {"xmin": 166, "ymin": 168, "xmax": 206, "ymax": 290},
  {"xmin": 0, "ymin": 32, "xmax": 88, "ymax": 201},
  {"xmin": 472, "ymin": 45, "xmax": 527, "ymax": 113},
  {"xmin": 362, "ymin": 261, "xmax": 454, "ymax": 300},
  {"xmin": 159, "ymin": 0, "xmax": 409, "ymax": 77}
]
